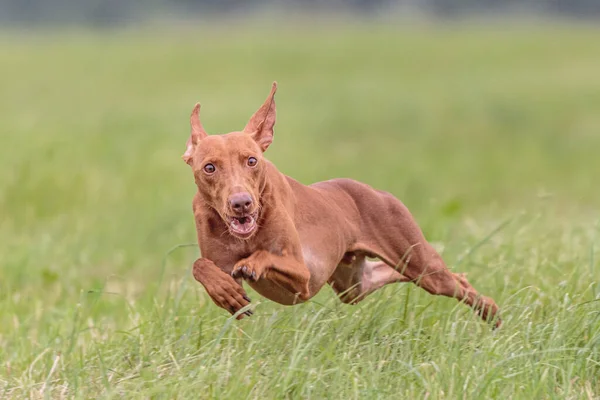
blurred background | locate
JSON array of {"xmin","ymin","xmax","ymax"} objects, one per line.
[
  {"xmin": 1, "ymin": 2, "xmax": 599, "ymax": 398},
  {"xmin": 1, "ymin": 0, "xmax": 600, "ymax": 27}
]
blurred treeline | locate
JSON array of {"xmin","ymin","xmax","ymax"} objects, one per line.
[{"xmin": 0, "ymin": 0, "xmax": 599, "ymax": 28}]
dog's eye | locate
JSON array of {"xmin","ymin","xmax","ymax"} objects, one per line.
[
  {"xmin": 247, "ymin": 157, "xmax": 258, "ymax": 167},
  {"xmin": 203, "ymin": 163, "xmax": 216, "ymax": 174}
]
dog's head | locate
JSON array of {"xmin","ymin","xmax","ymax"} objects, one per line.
[{"xmin": 182, "ymin": 82, "xmax": 277, "ymax": 239}]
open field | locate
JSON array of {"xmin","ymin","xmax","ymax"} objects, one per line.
[{"xmin": 1, "ymin": 23, "xmax": 599, "ymax": 398}]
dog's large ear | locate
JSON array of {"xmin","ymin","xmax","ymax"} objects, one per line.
[
  {"xmin": 182, "ymin": 103, "xmax": 208, "ymax": 165},
  {"xmin": 243, "ymin": 82, "xmax": 277, "ymax": 152}
]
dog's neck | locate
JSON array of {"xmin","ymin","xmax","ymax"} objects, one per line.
[
  {"xmin": 255, "ymin": 161, "xmax": 286, "ymax": 226},
  {"xmin": 260, "ymin": 159, "xmax": 296, "ymax": 214}
]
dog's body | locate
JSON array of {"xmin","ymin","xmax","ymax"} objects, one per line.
[{"xmin": 185, "ymin": 83, "xmax": 500, "ymax": 327}]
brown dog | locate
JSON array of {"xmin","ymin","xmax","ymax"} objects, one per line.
[{"xmin": 184, "ymin": 82, "xmax": 501, "ymax": 328}]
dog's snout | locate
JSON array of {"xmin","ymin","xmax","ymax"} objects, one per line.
[{"xmin": 229, "ymin": 192, "xmax": 253, "ymax": 214}]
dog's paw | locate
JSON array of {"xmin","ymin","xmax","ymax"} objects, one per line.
[
  {"xmin": 206, "ymin": 284, "xmax": 253, "ymax": 319},
  {"xmin": 202, "ymin": 278, "xmax": 253, "ymax": 319},
  {"xmin": 232, "ymin": 259, "xmax": 265, "ymax": 281}
]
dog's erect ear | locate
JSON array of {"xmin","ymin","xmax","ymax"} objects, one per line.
[
  {"xmin": 182, "ymin": 103, "xmax": 208, "ymax": 165},
  {"xmin": 243, "ymin": 82, "xmax": 277, "ymax": 152}
]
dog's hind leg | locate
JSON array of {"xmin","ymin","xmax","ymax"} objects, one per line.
[
  {"xmin": 328, "ymin": 252, "xmax": 410, "ymax": 304},
  {"xmin": 353, "ymin": 193, "xmax": 501, "ymax": 327}
]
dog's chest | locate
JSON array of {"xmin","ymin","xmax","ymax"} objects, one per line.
[
  {"xmin": 301, "ymin": 246, "xmax": 321, "ymax": 271},
  {"xmin": 214, "ymin": 237, "xmax": 278, "ymax": 269}
]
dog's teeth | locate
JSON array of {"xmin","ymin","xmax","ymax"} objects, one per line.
[{"xmin": 228, "ymin": 213, "xmax": 257, "ymax": 236}]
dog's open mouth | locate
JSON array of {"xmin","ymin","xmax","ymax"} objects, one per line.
[{"xmin": 229, "ymin": 212, "xmax": 258, "ymax": 238}]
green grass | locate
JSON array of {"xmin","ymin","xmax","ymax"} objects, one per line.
[{"xmin": 1, "ymin": 22, "xmax": 599, "ymax": 398}]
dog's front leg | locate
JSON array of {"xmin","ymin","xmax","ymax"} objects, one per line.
[
  {"xmin": 232, "ymin": 250, "xmax": 311, "ymax": 301},
  {"xmin": 192, "ymin": 258, "xmax": 253, "ymax": 319}
]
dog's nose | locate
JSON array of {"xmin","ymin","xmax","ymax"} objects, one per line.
[{"xmin": 229, "ymin": 192, "xmax": 253, "ymax": 214}]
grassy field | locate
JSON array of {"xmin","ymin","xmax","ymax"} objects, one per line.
[{"xmin": 1, "ymin": 22, "xmax": 599, "ymax": 398}]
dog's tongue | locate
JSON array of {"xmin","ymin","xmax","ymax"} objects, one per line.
[{"xmin": 231, "ymin": 216, "xmax": 255, "ymax": 235}]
